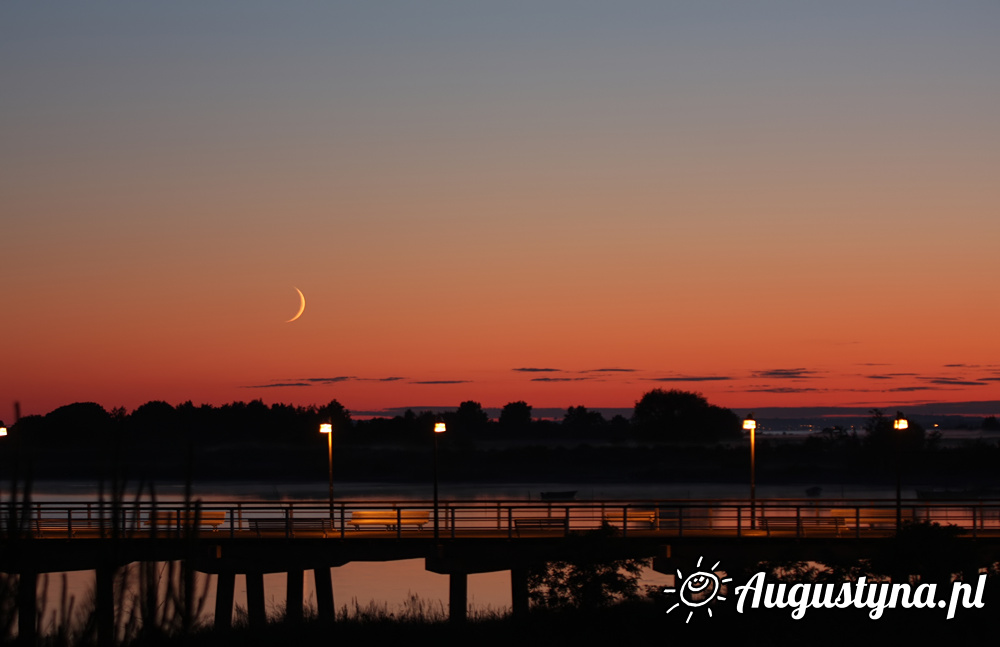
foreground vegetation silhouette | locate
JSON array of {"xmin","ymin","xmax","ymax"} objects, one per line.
[{"xmin": 527, "ymin": 525, "xmax": 649, "ymax": 611}]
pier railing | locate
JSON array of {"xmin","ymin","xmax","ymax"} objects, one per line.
[{"xmin": 4, "ymin": 498, "xmax": 1000, "ymax": 541}]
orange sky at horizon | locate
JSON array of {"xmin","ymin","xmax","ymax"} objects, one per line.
[{"xmin": 2, "ymin": 3, "xmax": 998, "ymax": 419}]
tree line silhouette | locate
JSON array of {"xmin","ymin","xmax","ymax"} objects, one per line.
[
  {"xmin": 7, "ymin": 389, "xmax": 740, "ymax": 451},
  {"xmin": 3, "ymin": 390, "xmax": 998, "ymax": 486}
]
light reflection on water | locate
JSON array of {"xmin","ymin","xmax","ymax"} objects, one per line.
[{"xmin": 26, "ymin": 480, "xmax": 907, "ymax": 502}]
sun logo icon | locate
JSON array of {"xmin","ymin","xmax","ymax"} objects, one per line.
[{"xmin": 663, "ymin": 556, "xmax": 732, "ymax": 622}]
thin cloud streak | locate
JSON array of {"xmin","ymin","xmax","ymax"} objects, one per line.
[
  {"xmin": 922, "ymin": 378, "xmax": 989, "ymax": 387},
  {"xmin": 753, "ymin": 369, "xmax": 821, "ymax": 379},
  {"xmin": 243, "ymin": 375, "xmax": 405, "ymax": 388},
  {"xmin": 648, "ymin": 376, "xmax": 732, "ymax": 382},
  {"xmin": 242, "ymin": 382, "xmax": 313, "ymax": 389}
]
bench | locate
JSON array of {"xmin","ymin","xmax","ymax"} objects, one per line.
[
  {"xmin": 348, "ymin": 510, "xmax": 429, "ymax": 530},
  {"xmin": 250, "ymin": 518, "xmax": 334, "ymax": 538},
  {"xmin": 29, "ymin": 517, "xmax": 133, "ymax": 538},
  {"xmin": 289, "ymin": 519, "xmax": 335, "ymax": 538},
  {"xmin": 830, "ymin": 508, "xmax": 914, "ymax": 533},
  {"xmin": 513, "ymin": 517, "xmax": 569, "ymax": 535},
  {"xmin": 30, "ymin": 518, "xmax": 81, "ymax": 538},
  {"xmin": 603, "ymin": 509, "xmax": 658, "ymax": 529},
  {"xmin": 758, "ymin": 516, "xmax": 846, "ymax": 537},
  {"xmin": 831, "ymin": 508, "xmax": 912, "ymax": 532},
  {"xmin": 250, "ymin": 518, "xmax": 291, "ymax": 537},
  {"xmin": 145, "ymin": 510, "xmax": 227, "ymax": 531}
]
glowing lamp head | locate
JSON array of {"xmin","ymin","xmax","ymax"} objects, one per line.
[
  {"xmin": 319, "ymin": 423, "xmax": 333, "ymax": 435},
  {"xmin": 0, "ymin": 423, "xmax": 6, "ymax": 437},
  {"xmin": 743, "ymin": 414, "xmax": 756, "ymax": 432},
  {"xmin": 893, "ymin": 415, "xmax": 908, "ymax": 431},
  {"xmin": 434, "ymin": 422, "xmax": 446, "ymax": 434}
]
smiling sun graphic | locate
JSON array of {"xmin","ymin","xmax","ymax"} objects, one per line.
[{"xmin": 663, "ymin": 556, "xmax": 732, "ymax": 622}]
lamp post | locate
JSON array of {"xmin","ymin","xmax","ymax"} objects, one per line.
[
  {"xmin": 319, "ymin": 422, "xmax": 333, "ymax": 520},
  {"xmin": 743, "ymin": 414, "xmax": 757, "ymax": 530},
  {"xmin": 433, "ymin": 421, "xmax": 446, "ymax": 540},
  {"xmin": 893, "ymin": 412, "xmax": 908, "ymax": 530},
  {"xmin": 0, "ymin": 422, "xmax": 6, "ymax": 506}
]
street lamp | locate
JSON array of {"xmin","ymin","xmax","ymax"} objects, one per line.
[
  {"xmin": 893, "ymin": 412, "xmax": 908, "ymax": 530},
  {"xmin": 743, "ymin": 414, "xmax": 757, "ymax": 530},
  {"xmin": 320, "ymin": 422, "xmax": 333, "ymax": 520},
  {"xmin": 0, "ymin": 420, "xmax": 7, "ymax": 501},
  {"xmin": 433, "ymin": 421, "xmax": 446, "ymax": 540},
  {"xmin": 0, "ymin": 422, "xmax": 6, "ymax": 509}
]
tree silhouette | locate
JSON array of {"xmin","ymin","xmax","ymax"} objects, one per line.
[
  {"xmin": 499, "ymin": 401, "xmax": 532, "ymax": 436},
  {"xmin": 320, "ymin": 399, "xmax": 352, "ymax": 431},
  {"xmin": 631, "ymin": 389, "xmax": 740, "ymax": 441},
  {"xmin": 451, "ymin": 400, "xmax": 490, "ymax": 434},
  {"xmin": 863, "ymin": 409, "xmax": 925, "ymax": 454},
  {"xmin": 42, "ymin": 402, "xmax": 115, "ymax": 450},
  {"xmin": 563, "ymin": 406, "xmax": 606, "ymax": 439}
]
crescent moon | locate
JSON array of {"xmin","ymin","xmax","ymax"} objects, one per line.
[{"xmin": 286, "ymin": 287, "xmax": 306, "ymax": 323}]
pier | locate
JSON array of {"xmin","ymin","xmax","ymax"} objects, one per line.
[{"xmin": 3, "ymin": 497, "xmax": 999, "ymax": 642}]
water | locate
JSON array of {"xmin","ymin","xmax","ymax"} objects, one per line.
[{"xmin": 22, "ymin": 479, "xmax": 913, "ymax": 503}]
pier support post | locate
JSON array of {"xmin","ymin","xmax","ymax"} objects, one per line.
[
  {"xmin": 214, "ymin": 572, "xmax": 235, "ymax": 631},
  {"xmin": 17, "ymin": 571, "xmax": 37, "ymax": 647},
  {"xmin": 313, "ymin": 566, "xmax": 335, "ymax": 621},
  {"xmin": 246, "ymin": 573, "xmax": 267, "ymax": 629},
  {"xmin": 96, "ymin": 566, "xmax": 115, "ymax": 647},
  {"xmin": 510, "ymin": 567, "xmax": 529, "ymax": 618},
  {"xmin": 285, "ymin": 570, "xmax": 304, "ymax": 623},
  {"xmin": 449, "ymin": 573, "xmax": 467, "ymax": 622}
]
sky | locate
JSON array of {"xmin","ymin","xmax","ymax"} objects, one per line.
[{"xmin": 2, "ymin": 2, "xmax": 999, "ymax": 419}]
